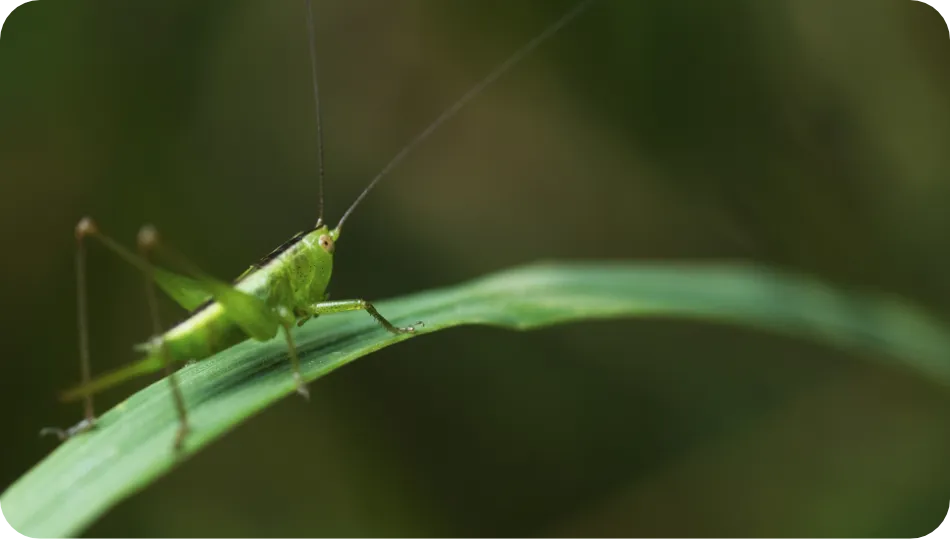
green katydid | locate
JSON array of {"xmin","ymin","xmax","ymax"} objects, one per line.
[{"xmin": 42, "ymin": 0, "xmax": 596, "ymax": 450}]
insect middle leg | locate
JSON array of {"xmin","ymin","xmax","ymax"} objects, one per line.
[{"xmin": 281, "ymin": 320, "xmax": 309, "ymax": 400}]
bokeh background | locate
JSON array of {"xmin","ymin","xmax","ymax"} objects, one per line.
[{"xmin": 2, "ymin": 0, "xmax": 950, "ymax": 536}]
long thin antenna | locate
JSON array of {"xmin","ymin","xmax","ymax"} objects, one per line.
[
  {"xmin": 334, "ymin": 0, "xmax": 596, "ymax": 232},
  {"xmin": 305, "ymin": 0, "xmax": 326, "ymax": 226}
]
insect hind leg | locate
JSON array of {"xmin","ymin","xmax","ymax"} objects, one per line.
[
  {"xmin": 139, "ymin": 225, "xmax": 190, "ymax": 450},
  {"xmin": 42, "ymin": 218, "xmax": 193, "ymax": 447},
  {"xmin": 40, "ymin": 218, "xmax": 101, "ymax": 442}
]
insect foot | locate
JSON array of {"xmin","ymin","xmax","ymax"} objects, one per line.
[
  {"xmin": 293, "ymin": 372, "xmax": 311, "ymax": 401},
  {"xmin": 173, "ymin": 422, "xmax": 191, "ymax": 452},
  {"xmin": 404, "ymin": 320, "xmax": 425, "ymax": 333},
  {"xmin": 39, "ymin": 417, "xmax": 96, "ymax": 442}
]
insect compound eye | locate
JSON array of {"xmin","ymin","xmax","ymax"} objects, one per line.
[{"xmin": 318, "ymin": 234, "xmax": 335, "ymax": 253}]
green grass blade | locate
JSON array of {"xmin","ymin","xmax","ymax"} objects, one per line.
[{"xmin": 3, "ymin": 262, "xmax": 949, "ymax": 537}]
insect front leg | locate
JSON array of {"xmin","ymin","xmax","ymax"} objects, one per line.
[
  {"xmin": 293, "ymin": 306, "xmax": 316, "ymax": 327},
  {"xmin": 306, "ymin": 299, "xmax": 423, "ymax": 334}
]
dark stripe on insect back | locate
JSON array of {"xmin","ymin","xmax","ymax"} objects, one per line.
[
  {"xmin": 252, "ymin": 226, "xmax": 320, "ymax": 270},
  {"xmin": 188, "ymin": 298, "xmax": 215, "ymax": 317},
  {"xmin": 184, "ymin": 226, "xmax": 320, "ymax": 317}
]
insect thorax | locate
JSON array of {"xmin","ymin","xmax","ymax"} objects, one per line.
[{"xmin": 277, "ymin": 227, "xmax": 334, "ymax": 308}]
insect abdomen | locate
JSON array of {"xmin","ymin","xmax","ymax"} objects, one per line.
[{"xmin": 158, "ymin": 303, "xmax": 250, "ymax": 364}]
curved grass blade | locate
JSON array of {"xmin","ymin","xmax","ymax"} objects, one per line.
[{"xmin": 3, "ymin": 262, "xmax": 949, "ymax": 537}]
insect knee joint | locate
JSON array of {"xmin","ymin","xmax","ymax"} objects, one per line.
[
  {"xmin": 75, "ymin": 217, "xmax": 99, "ymax": 239},
  {"xmin": 137, "ymin": 225, "xmax": 159, "ymax": 251}
]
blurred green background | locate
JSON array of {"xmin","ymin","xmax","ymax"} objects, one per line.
[{"xmin": 2, "ymin": 0, "xmax": 950, "ymax": 536}]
